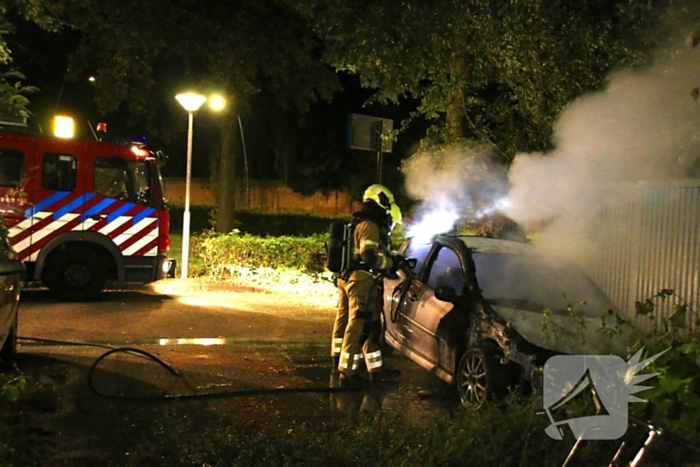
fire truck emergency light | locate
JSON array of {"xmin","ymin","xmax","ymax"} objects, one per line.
[
  {"xmin": 131, "ymin": 145, "xmax": 150, "ymax": 157},
  {"xmin": 54, "ymin": 115, "xmax": 74, "ymax": 139}
]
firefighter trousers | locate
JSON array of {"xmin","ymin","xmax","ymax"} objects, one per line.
[{"xmin": 334, "ymin": 275, "xmax": 383, "ymax": 377}]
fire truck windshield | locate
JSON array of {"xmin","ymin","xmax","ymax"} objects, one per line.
[
  {"xmin": 93, "ymin": 154, "xmax": 165, "ymax": 207},
  {"xmin": 129, "ymin": 161, "xmax": 149, "ymax": 202},
  {"xmin": 127, "ymin": 161, "xmax": 159, "ymax": 206}
]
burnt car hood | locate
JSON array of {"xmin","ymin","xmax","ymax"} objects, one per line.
[
  {"xmin": 472, "ymin": 246, "xmax": 633, "ymax": 357},
  {"xmin": 489, "ymin": 302, "xmax": 632, "ymax": 357}
]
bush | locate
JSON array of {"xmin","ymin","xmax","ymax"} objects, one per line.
[
  {"xmin": 198, "ymin": 231, "xmax": 328, "ymax": 276},
  {"xmin": 629, "ymin": 289, "xmax": 700, "ymax": 443},
  {"xmin": 189, "ymin": 212, "xmax": 409, "ymax": 278}
]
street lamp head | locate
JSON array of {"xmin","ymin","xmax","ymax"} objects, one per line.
[
  {"xmin": 176, "ymin": 92, "xmax": 207, "ymax": 112},
  {"xmin": 209, "ymin": 94, "xmax": 226, "ymax": 112}
]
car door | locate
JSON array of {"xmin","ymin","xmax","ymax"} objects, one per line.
[
  {"xmin": 414, "ymin": 245, "xmax": 469, "ymax": 374},
  {"xmin": 0, "ymin": 255, "xmax": 21, "ymax": 349},
  {"xmin": 382, "ymin": 238, "xmax": 433, "ymax": 350},
  {"xmin": 390, "ymin": 241, "xmax": 469, "ymax": 379}
]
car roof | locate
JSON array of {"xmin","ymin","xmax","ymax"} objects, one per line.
[{"xmin": 442, "ymin": 235, "xmax": 532, "ymax": 255}]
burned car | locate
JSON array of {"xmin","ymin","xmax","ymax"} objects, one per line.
[{"xmin": 381, "ymin": 235, "xmax": 629, "ymax": 409}]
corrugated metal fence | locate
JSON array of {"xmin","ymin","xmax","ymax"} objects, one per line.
[{"xmin": 586, "ymin": 179, "xmax": 700, "ymax": 333}]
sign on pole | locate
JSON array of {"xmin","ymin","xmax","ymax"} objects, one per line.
[{"xmin": 346, "ymin": 113, "xmax": 393, "ymax": 183}]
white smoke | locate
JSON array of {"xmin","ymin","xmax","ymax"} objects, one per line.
[
  {"xmin": 502, "ymin": 36, "xmax": 700, "ymax": 264},
  {"xmin": 401, "ymin": 143, "xmax": 509, "ymax": 243}
]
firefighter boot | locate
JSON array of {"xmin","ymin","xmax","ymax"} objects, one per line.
[
  {"xmin": 369, "ymin": 368, "xmax": 401, "ymax": 383},
  {"xmin": 339, "ymin": 372, "xmax": 367, "ymax": 388},
  {"xmin": 331, "ymin": 355, "xmax": 340, "ymax": 375}
]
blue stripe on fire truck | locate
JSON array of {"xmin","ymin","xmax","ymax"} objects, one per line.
[
  {"xmin": 107, "ymin": 203, "xmax": 134, "ymax": 223},
  {"xmin": 132, "ymin": 207, "xmax": 156, "ymax": 224},
  {"xmin": 81, "ymin": 198, "xmax": 116, "ymax": 222},
  {"xmin": 54, "ymin": 193, "xmax": 95, "ymax": 220},
  {"xmin": 24, "ymin": 191, "xmax": 70, "ymax": 218}
]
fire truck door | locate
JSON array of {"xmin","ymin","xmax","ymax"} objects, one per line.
[
  {"xmin": 1, "ymin": 141, "xmax": 36, "ymax": 261},
  {"xmin": 88, "ymin": 156, "xmax": 160, "ymax": 261},
  {"xmin": 19, "ymin": 151, "xmax": 83, "ymax": 262}
]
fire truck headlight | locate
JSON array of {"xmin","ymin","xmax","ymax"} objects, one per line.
[
  {"xmin": 166, "ymin": 260, "xmax": 177, "ymax": 278},
  {"xmin": 54, "ymin": 116, "xmax": 74, "ymax": 138}
]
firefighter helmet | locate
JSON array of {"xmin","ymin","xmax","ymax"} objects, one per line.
[
  {"xmin": 389, "ymin": 203, "xmax": 402, "ymax": 225},
  {"xmin": 363, "ymin": 184, "xmax": 402, "ymax": 224}
]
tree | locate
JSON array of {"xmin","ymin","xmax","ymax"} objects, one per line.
[
  {"xmin": 292, "ymin": 0, "xmax": 674, "ymax": 162},
  {"xmin": 0, "ymin": 0, "xmax": 62, "ymax": 118},
  {"xmin": 44, "ymin": 0, "xmax": 340, "ymax": 232},
  {"xmin": 689, "ymin": 28, "xmax": 700, "ymax": 100}
]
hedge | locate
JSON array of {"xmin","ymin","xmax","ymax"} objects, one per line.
[{"xmin": 197, "ymin": 231, "xmax": 328, "ymax": 275}]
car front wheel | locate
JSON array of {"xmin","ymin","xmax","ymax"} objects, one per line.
[{"xmin": 456, "ymin": 344, "xmax": 509, "ymax": 410}]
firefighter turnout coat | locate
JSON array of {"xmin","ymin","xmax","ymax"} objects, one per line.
[{"xmin": 332, "ymin": 216, "xmax": 396, "ymax": 378}]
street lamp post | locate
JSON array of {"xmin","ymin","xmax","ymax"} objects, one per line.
[
  {"xmin": 175, "ymin": 92, "xmax": 226, "ymax": 279},
  {"xmin": 175, "ymin": 92, "xmax": 207, "ymax": 279}
]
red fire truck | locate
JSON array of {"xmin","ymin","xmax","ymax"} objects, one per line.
[{"xmin": 0, "ymin": 116, "xmax": 174, "ymax": 301}]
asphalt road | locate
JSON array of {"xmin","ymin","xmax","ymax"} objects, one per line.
[{"xmin": 8, "ymin": 282, "xmax": 457, "ymax": 464}]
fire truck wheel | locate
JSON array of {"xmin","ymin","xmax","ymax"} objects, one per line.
[{"xmin": 44, "ymin": 247, "xmax": 108, "ymax": 302}]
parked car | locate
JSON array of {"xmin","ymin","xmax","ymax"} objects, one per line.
[
  {"xmin": 0, "ymin": 247, "xmax": 23, "ymax": 365},
  {"xmin": 381, "ymin": 235, "xmax": 630, "ymax": 409}
]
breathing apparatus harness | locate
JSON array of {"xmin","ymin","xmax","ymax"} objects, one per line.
[{"xmin": 327, "ymin": 208, "xmax": 392, "ymax": 283}]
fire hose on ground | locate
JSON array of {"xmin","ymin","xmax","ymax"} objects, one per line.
[{"xmin": 17, "ymin": 336, "xmax": 379, "ymax": 400}]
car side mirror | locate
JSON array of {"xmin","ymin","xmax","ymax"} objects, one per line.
[
  {"xmin": 435, "ymin": 285, "xmax": 458, "ymax": 303},
  {"xmin": 0, "ymin": 259, "xmax": 25, "ymax": 275}
]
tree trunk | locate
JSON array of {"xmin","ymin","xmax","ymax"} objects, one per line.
[
  {"xmin": 215, "ymin": 108, "xmax": 239, "ymax": 233},
  {"xmin": 445, "ymin": 29, "xmax": 468, "ymax": 142},
  {"xmin": 209, "ymin": 135, "xmax": 221, "ymax": 209}
]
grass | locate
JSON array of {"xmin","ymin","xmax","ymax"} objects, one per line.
[
  {"xmin": 168, "ymin": 232, "xmax": 206, "ymax": 277},
  {"xmin": 98, "ymin": 395, "xmax": 620, "ymax": 467},
  {"xmin": 169, "ymin": 232, "xmax": 183, "ymax": 268}
]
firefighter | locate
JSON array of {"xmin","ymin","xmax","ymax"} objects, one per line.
[{"xmin": 332, "ymin": 183, "xmax": 407, "ymax": 387}]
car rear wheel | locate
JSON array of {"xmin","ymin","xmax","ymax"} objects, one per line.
[
  {"xmin": 456, "ymin": 344, "xmax": 510, "ymax": 410},
  {"xmin": 0, "ymin": 312, "xmax": 18, "ymax": 365},
  {"xmin": 44, "ymin": 246, "xmax": 107, "ymax": 302}
]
